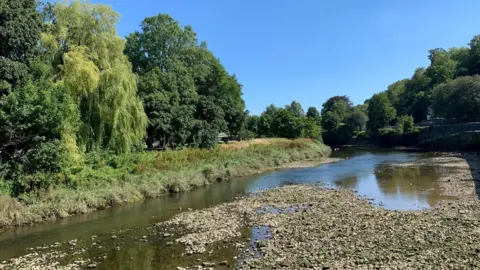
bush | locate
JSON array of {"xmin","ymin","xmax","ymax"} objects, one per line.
[{"xmin": 396, "ymin": 115, "xmax": 418, "ymax": 134}]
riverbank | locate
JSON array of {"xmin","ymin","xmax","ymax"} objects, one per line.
[
  {"xmin": 0, "ymin": 139, "xmax": 331, "ymax": 229},
  {"xmin": 158, "ymin": 152, "xmax": 480, "ymax": 269}
]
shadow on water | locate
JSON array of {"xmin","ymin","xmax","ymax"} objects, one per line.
[
  {"xmin": 0, "ymin": 147, "xmax": 464, "ymax": 268},
  {"xmin": 461, "ymin": 154, "xmax": 480, "ymax": 199}
]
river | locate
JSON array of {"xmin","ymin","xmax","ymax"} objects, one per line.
[{"xmin": 0, "ymin": 148, "xmax": 458, "ymax": 269}]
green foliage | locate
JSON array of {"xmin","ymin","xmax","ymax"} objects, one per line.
[
  {"xmin": 345, "ymin": 109, "xmax": 368, "ymax": 132},
  {"xmin": 320, "ymin": 96, "xmax": 356, "ymax": 145},
  {"xmin": 367, "ymin": 93, "xmax": 396, "ymax": 134},
  {"xmin": 302, "ymin": 118, "xmax": 322, "ymax": 140},
  {"xmin": 270, "ymin": 109, "xmax": 304, "ymax": 139},
  {"xmin": 378, "ymin": 127, "xmax": 396, "ymax": 136},
  {"xmin": 286, "ymin": 101, "xmax": 305, "ymax": 117},
  {"xmin": 42, "ymin": 1, "xmax": 147, "ymax": 153},
  {"xmin": 0, "ymin": 0, "xmax": 42, "ymax": 92},
  {"xmin": 125, "ymin": 14, "xmax": 244, "ymax": 148},
  {"xmin": 306, "ymin": 106, "xmax": 322, "ymax": 126},
  {"xmin": 396, "ymin": 115, "xmax": 417, "ymax": 134},
  {"xmin": 432, "ymin": 75, "xmax": 480, "ymax": 118},
  {"xmin": 0, "ymin": 73, "xmax": 76, "ymax": 194},
  {"xmin": 251, "ymin": 102, "xmax": 322, "ymax": 140}
]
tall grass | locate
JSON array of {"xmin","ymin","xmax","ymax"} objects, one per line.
[{"xmin": 0, "ymin": 139, "xmax": 330, "ymax": 228}]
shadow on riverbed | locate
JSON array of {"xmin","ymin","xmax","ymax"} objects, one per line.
[{"xmin": 462, "ymin": 154, "xmax": 480, "ymax": 199}]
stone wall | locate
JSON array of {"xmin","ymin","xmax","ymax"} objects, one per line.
[{"xmin": 418, "ymin": 122, "xmax": 480, "ymax": 141}]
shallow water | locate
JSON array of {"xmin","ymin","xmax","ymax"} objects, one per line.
[{"xmin": 0, "ymin": 148, "xmax": 457, "ymax": 268}]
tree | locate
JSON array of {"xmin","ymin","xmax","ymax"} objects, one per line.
[
  {"xmin": 425, "ymin": 48, "xmax": 457, "ymax": 86},
  {"xmin": 0, "ymin": 0, "xmax": 42, "ymax": 93},
  {"xmin": 345, "ymin": 110, "xmax": 368, "ymax": 132},
  {"xmin": 257, "ymin": 104, "xmax": 278, "ymax": 137},
  {"xmin": 386, "ymin": 79, "xmax": 408, "ymax": 115},
  {"xmin": 0, "ymin": 69, "xmax": 79, "ymax": 193},
  {"xmin": 245, "ymin": 115, "xmax": 260, "ymax": 136},
  {"xmin": 321, "ymin": 96, "xmax": 352, "ymax": 116},
  {"xmin": 464, "ymin": 35, "xmax": 480, "ymax": 76},
  {"xmin": 125, "ymin": 13, "xmax": 245, "ymax": 148},
  {"xmin": 432, "ymin": 75, "xmax": 480, "ymax": 119},
  {"xmin": 270, "ymin": 109, "xmax": 303, "ymax": 139},
  {"xmin": 286, "ymin": 101, "xmax": 304, "ymax": 117},
  {"xmin": 41, "ymin": 1, "xmax": 147, "ymax": 153},
  {"xmin": 367, "ymin": 93, "xmax": 396, "ymax": 134},
  {"xmin": 396, "ymin": 115, "xmax": 416, "ymax": 134},
  {"xmin": 306, "ymin": 106, "xmax": 321, "ymax": 125},
  {"xmin": 302, "ymin": 117, "xmax": 322, "ymax": 140},
  {"xmin": 125, "ymin": 14, "xmax": 197, "ymax": 74},
  {"xmin": 401, "ymin": 68, "xmax": 432, "ymax": 122}
]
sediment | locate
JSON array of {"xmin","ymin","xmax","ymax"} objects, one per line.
[{"xmin": 158, "ymin": 153, "xmax": 480, "ymax": 269}]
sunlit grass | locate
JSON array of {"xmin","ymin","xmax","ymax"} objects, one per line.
[{"xmin": 1, "ymin": 139, "xmax": 330, "ymax": 228}]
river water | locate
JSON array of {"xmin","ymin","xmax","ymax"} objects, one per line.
[{"xmin": 0, "ymin": 148, "xmax": 456, "ymax": 269}]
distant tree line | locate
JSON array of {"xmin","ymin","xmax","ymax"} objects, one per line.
[
  {"xmin": 310, "ymin": 34, "xmax": 480, "ymax": 145},
  {"xmin": 242, "ymin": 101, "xmax": 322, "ymax": 140}
]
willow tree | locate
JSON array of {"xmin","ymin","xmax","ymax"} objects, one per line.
[{"xmin": 42, "ymin": 1, "xmax": 147, "ymax": 153}]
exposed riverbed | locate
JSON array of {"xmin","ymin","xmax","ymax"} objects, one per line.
[{"xmin": 1, "ymin": 148, "xmax": 478, "ymax": 269}]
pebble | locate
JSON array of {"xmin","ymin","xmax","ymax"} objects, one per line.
[{"xmin": 87, "ymin": 263, "xmax": 97, "ymax": 268}]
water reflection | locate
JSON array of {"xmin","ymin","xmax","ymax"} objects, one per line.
[
  {"xmin": 0, "ymin": 148, "xmax": 458, "ymax": 267},
  {"xmin": 334, "ymin": 176, "xmax": 358, "ymax": 189}
]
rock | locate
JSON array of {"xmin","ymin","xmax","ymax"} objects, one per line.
[
  {"xmin": 163, "ymin": 233, "xmax": 171, "ymax": 237},
  {"xmin": 176, "ymin": 267, "xmax": 185, "ymax": 270},
  {"xmin": 142, "ymin": 235, "xmax": 147, "ymax": 239},
  {"xmin": 111, "ymin": 235, "xmax": 118, "ymax": 239},
  {"xmin": 220, "ymin": 260, "xmax": 228, "ymax": 265},
  {"xmin": 87, "ymin": 263, "xmax": 97, "ymax": 268},
  {"xmin": 166, "ymin": 242, "xmax": 173, "ymax": 246},
  {"xmin": 202, "ymin": 262, "xmax": 215, "ymax": 267}
]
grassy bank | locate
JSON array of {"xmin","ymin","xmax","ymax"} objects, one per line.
[{"xmin": 0, "ymin": 139, "xmax": 330, "ymax": 228}]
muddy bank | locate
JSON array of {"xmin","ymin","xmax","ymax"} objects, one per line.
[{"xmin": 157, "ymin": 153, "xmax": 480, "ymax": 269}]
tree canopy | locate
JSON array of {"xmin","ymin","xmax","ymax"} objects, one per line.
[
  {"xmin": 125, "ymin": 14, "xmax": 245, "ymax": 149},
  {"xmin": 41, "ymin": 1, "xmax": 147, "ymax": 153},
  {"xmin": 0, "ymin": 0, "xmax": 42, "ymax": 93}
]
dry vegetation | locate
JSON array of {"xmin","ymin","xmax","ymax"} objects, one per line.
[{"xmin": 0, "ymin": 139, "xmax": 330, "ymax": 229}]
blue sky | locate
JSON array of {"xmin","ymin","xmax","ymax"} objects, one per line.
[{"xmin": 90, "ymin": 0, "xmax": 480, "ymax": 115}]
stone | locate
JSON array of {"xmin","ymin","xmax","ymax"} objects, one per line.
[{"xmin": 87, "ymin": 263, "xmax": 97, "ymax": 268}]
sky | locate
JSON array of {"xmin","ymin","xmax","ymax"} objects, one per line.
[{"xmin": 89, "ymin": 0, "xmax": 480, "ymax": 115}]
